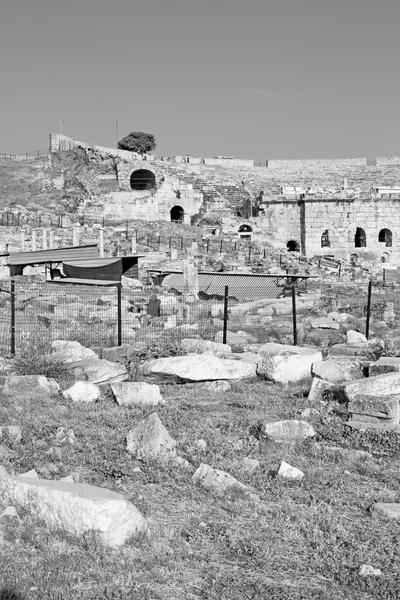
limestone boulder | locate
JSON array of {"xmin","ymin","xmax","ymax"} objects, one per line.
[
  {"xmin": 345, "ymin": 372, "xmax": 400, "ymax": 426},
  {"xmin": 0, "ymin": 473, "xmax": 147, "ymax": 547},
  {"xmin": 346, "ymin": 330, "xmax": 368, "ymax": 346},
  {"xmin": 0, "ymin": 426, "xmax": 22, "ymax": 444},
  {"xmin": 214, "ymin": 330, "xmax": 254, "ymax": 350},
  {"xmin": 3, "ymin": 375, "xmax": 60, "ymax": 399},
  {"xmin": 138, "ymin": 354, "xmax": 256, "ymax": 384},
  {"xmin": 372, "ymin": 503, "xmax": 400, "ymax": 520},
  {"xmin": 201, "ymin": 381, "xmax": 231, "ymax": 393},
  {"xmin": 101, "ymin": 345, "xmax": 132, "ymax": 364},
  {"xmin": 51, "ymin": 340, "xmax": 99, "ymax": 363},
  {"xmin": 111, "ymin": 382, "xmax": 164, "ymax": 407},
  {"xmin": 192, "ymin": 463, "xmax": 253, "ymax": 497},
  {"xmin": 179, "ymin": 338, "xmax": 232, "ymax": 358},
  {"xmin": 62, "ymin": 381, "xmax": 101, "ymax": 403},
  {"xmin": 369, "ymin": 357, "xmax": 400, "ymax": 377},
  {"xmin": 257, "ymin": 420, "xmax": 316, "ymax": 443},
  {"xmin": 308, "ymin": 378, "xmax": 346, "ymax": 404},
  {"xmin": 311, "ymin": 360, "xmax": 364, "ymax": 384},
  {"xmin": 126, "ymin": 413, "xmax": 177, "ymax": 463},
  {"xmin": 277, "ymin": 460, "xmax": 304, "ymax": 481},
  {"xmin": 257, "ymin": 347, "xmax": 322, "ymax": 384},
  {"xmin": 328, "ymin": 344, "xmax": 371, "ymax": 359},
  {"xmin": 67, "ymin": 358, "xmax": 128, "ymax": 385}
]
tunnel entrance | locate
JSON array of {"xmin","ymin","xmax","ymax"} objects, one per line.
[{"xmin": 130, "ymin": 169, "xmax": 156, "ymax": 191}]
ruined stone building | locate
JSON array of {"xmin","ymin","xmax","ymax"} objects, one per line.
[{"xmin": 50, "ymin": 134, "xmax": 400, "ymax": 263}]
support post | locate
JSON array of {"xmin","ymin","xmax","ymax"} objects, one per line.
[
  {"xmin": 99, "ymin": 228, "xmax": 104, "ymax": 258},
  {"xmin": 223, "ymin": 286, "xmax": 229, "ymax": 344},
  {"xmin": 31, "ymin": 229, "xmax": 37, "ymax": 251},
  {"xmin": 291, "ymin": 285, "xmax": 297, "ymax": 346},
  {"xmin": 220, "ymin": 240, "xmax": 223, "ymax": 254},
  {"xmin": 49, "ymin": 230, "xmax": 54, "ymax": 249},
  {"xmin": 383, "ymin": 268, "xmax": 386, "ymax": 286},
  {"xmin": 42, "ymin": 228, "xmax": 48, "ymax": 250},
  {"xmin": 117, "ymin": 284, "xmax": 122, "ymax": 346},
  {"xmin": 366, "ymin": 279, "xmax": 372, "ymax": 340},
  {"xmin": 10, "ymin": 279, "xmax": 15, "ymax": 356},
  {"xmin": 72, "ymin": 226, "xmax": 79, "ymax": 247},
  {"xmin": 20, "ymin": 231, "xmax": 25, "ymax": 252}
]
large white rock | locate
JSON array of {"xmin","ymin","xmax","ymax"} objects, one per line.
[
  {"xmin": 346, "ymin": 330, "xmax": 368, "ymax": 346},
  {"xmin": 138, "ymin": 354, "xmax": 256, "ymax": 384},
  {"xmin": 192, "ymin": 463, "xmax": 252, "ymax": 497},
  {"xmin": 345, "ymin": 372, "xmax": 400, "ymax": 425},
  {"xmin": 62, "ymin": 381, "xmax": 101, "ymax": 403},
  {"xmin": 3, "ymin": 375, "xmax": 60, "ymax": 399},
  {"xmin": 180, "ymin": 338, "xmax": 232, "ymax": 358},
  {"xmin": 67, "ymin": 358, "xmax": 128, "ymax": 385},
  {"xmin": 257, "ymin": 348, "xmax": 322, "ymax": 384},
  {"xmin": 111, "ymin": 382, "xmax": 164, "ymax": 407},
  {"xmin": 311, "ymin": 360, "xmax": 363, "ymax": 384},
  {"xmin": 0, "ymin": 473, "xmax": 147, "ymax": 547},
  {"xmin": 260, "ymin": 420, "xmax": 316, "ymax": 443},
  {"xmin": 51, "ymin": 340, "xmax": 99, "ymax": 363},
  {"xmin": 277, "ymin": 461, "xmax": 304, "ymax": 481},
  {"xmin": 126, "ymin": 413, "xmax": 177, "ymax": 463}
]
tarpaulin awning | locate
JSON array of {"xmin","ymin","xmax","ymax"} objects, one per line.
[{"xmin": 62, "ymin": 256, "xmax": 143, "ymax": 281}]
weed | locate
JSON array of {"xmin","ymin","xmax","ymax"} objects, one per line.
[{"xmin": 13, "ymin": 332, "xmax": 66, "ymax": 381}]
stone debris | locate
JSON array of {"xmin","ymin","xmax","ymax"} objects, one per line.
[
  {"xmin": 359, "ymin": 565, "xmax": 382, "ymax": 577},
  {"xmin": 257, "ymin": 346, "xmax": 322, "ymax": 384},
  {"xmin": 201, "ymin": 380, "xmax": 231, "ymax": 392},
  {"xmin": 138, "ymin": 354, "xmax": 256, "ymax": 384},
  {"xmin": 180, "ymin": 338, "xmax": 232, "ymax": 358},
  {"xmin": 51, "ymin": 340, "xmax": 99, "ymax": 363},
  {"xmin": 258, "ymin": 420, "xmax": 316, "ymax": 443},
  {"xmin": 312, "ymin": 443, "xmax": 372, "ymax": 462},
  {"xmin": 67, "ymin": 358, "xmax": 128, "ymax": 385},
  {"xmin": 346, "ymin": 330, "xmax": 368, "ymax": 346},
  {"xmin": 277, "ymin": 461, "xmax": 304, "ymax": 481},
  {"xmin": 0, "ymin": 473, "xmax": 148, "ymax": 547},
  {"xmin": 345, "ymin": 372, "xmax": 400, "ymax": 427},
  {"xmin": 192, "ymin": 463, "xmax": 253, "ymax": 497},
  {"xmin": 62, "ymin": 381, "xmax": 101, "ymax": 403},
  {"xmin": 311, "ymin": 359, "xmax": 363, "ymax": 383},
  {"xmin": 369, "ymin": 356, "xmax": 400, "ymax": 377},
  {"xmin": 111, "ymin": 382, "xmax": 164, "ymax": 407},
  {"xmin": 0, "ymin": 506, "xmax": 20, "ymax": 522},
  {"xmin": 126, "ymin": 413, "xmax": 177, "ymax": 464},
  {"xmin": 241, "ymin": 457, "xmax": 260, "ymax": 473},
  {"xmin": 371, "ymin": 503, "xmax": 400, "ymax": 520},
  {"xmin": 18, "ymin": 469, "xmax": 39, "ymax": 480},
  {"xmin": 3, "ymin": 375, "xmax": 60, "ymax": 399},
  {"xmin": 55, "ymin": 428, "xmax": 76, "ymax": 445}
]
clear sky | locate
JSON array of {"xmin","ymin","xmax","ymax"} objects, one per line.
[{"xmin": 1, "ymin": 0, "xmax": 399, "ymax": 160}]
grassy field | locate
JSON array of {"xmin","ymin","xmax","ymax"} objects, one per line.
[{"xmin": 1, "ymin": 370, "xmax": 400, "ymax": 599}]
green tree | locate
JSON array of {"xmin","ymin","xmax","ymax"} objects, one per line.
[{"xmin": 118, "ymin": 131, "xmax": 156, "ymax": 154}]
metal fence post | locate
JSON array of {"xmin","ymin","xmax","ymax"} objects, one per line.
[
  {"xmin": 365, "ymin": 280, "xmax": 372, "ymax": 339},
  {"xmin": 117, "ymin": 284, "xmax": 122, "ymax": 346},
  {"xmin": 383, "ymin": 268, "xmax": 386, "ymax": 287},
  {"xmin": 291, "ymin": 285, "xmax": 297, "ymax": 346},
  {"xmin": 10, "ymin": 279, "xmax": 15, "ymax": 356},
  {"xmin": 223, "ymin": 286, "xmax": 229, "ymax": 344}
]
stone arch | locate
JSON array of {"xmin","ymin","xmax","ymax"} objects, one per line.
[
  {"xmin": 354, "ymin": 227, "xmax": 366, "ymax": 248},
  {"xmin": 321, "ymin": 229, "xmax": 330, "ymax": 247},
  {"xmin": 170, "ymin": 205, "xmax": 184, "ymax": 223},
  {"xmin": 130, "ymin": 169, "xmax": 156, "ymax": 191},
  {"xmin": 379, "ymin": 228, "xmax": 392, "ymax": 247},
  {"xmin": 238, "ymin": 224, "xmax": 253, "ymax": 240},
  {"xmin": 287, "ymin": 240, "xmax": 300, "ymax": 252}
]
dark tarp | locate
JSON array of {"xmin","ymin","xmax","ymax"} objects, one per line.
[
  {"xmin": 62, "ymin": 256, "xmax": 141, "ymax": 281},
  {"xmin": 63, "ymin": 258, "xmax": 123, "ymax": 281}
]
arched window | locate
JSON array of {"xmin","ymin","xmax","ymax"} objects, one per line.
[
  {"xmin": 130, "ymin": 169, "xmax": 156, "ymax": 191},
  {"xmin": 355, "ymin": 227, "xmax": 366, "ymax": 248},
  {"xmin": 287, "ymin": 240, "xmax": 300, "ymax": 252},
  {"xmin": 238, "ymin": 224, "xmax": 253, "ymax": 240},
  {"xmin": 379, "ymin": 228, "xmax": 392, "ymax": 247},
  {"xmin": 170, "ymin": 206, "xmax": 184, "ymax": 223},
  {"xmin": 321, "ymin": 230, "xmax": 330, "ymax": 247}
]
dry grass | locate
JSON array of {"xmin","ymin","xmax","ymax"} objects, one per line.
[{"xmin": 0, "ymin": 375, "xmax": 400, "ymax": 599}]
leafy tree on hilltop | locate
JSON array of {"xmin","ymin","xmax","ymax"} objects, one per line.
[{"xmin": 118, "ymin": 131, "xmax": 156, "ymax": 154}]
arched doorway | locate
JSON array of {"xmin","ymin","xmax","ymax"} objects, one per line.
[
  {"xmin": 381, "ymin": 252, "xmax": 390, "ymax": 263},
  {"xmin": 238, "ymin": 224, "xmax": 253, "ymax": 240},
  {"xmin": 130, "ymin": 169, "xmax": 156, "ymax": 190},
  {"xmin": 355, "ymin": 227, "xmax": 366, "ymax": 248},
  {"xmin": 321, "ymin": 230, "xmax": 330, "ymax": 247},
  {"xmin": 287, "ymin": 240, "xmax": 300, "ymax": 252},
  {"xmin": 170, "ymin": 206, "xmax": 184, "ymax": 223},
  {"xmin": 379, "ymin": 228, "xmax": 392, "ymax": 247}
]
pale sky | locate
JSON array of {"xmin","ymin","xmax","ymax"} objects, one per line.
[{"xmin": 1, "ymin": 0, "xmax": 400, "ymax": 160}]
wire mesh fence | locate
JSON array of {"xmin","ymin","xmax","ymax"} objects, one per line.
[{"xmin": 0, "ymin": 276, "xmax": 397, "ymax": 356}]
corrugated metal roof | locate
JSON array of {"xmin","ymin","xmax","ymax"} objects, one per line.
[
  {"xmin": 8, "ymin": 244, "xmax": 99, "ymax": 266},
  {"xmin": 161, "ymin": 273, "xmax": 286, "ymax": 300}
]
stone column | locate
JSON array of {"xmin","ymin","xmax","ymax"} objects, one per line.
[
  {"xmin": 183, "ymin": 259, "xmax": 199, "ymax": 298},
  {"xmin": 21, "ymin": 230, "xmax": 25, "ymax": 252},
  {"xmin": 31, "ymin": 230, "xmax": 37, "ymax": 252},
  {"xmin": 99, "ymin": 228, "xmax": 104, "ymax": 258},
  {"xmin": 131, "ymin": 236, "xmax": 137, "ymax": 254},
  {"xmin": 72, "ymin": 226, "xmax": 79, "ymax": 247},
  {"xmin": 49, "ymin": 230, "xmax": 54, "ymax": 249},
  {"xmin": 42, "ymin": 228, "xmax": 48, "ymax": 250}
]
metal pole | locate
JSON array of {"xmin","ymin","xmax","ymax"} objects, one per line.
[
  {"xmin": 220, "ymin": 240, "xmax": 223, "ymax": 254},
  {"xmin": 223, "ymin": 286, "xmax": 229, "ymax": 344},
  {"xmin": 291, "ymin": 285, "xmax": 297, "ymax": 346},
  {"xmin": 383, "ymin": 268, "xmax": 386, "ymax": 286},
  {"xmin": 10, "ymin": 279, "xmax": 15, "ymax": 356},
  {"xmin": 117, "ymin": 284, "xmax": 122, "ymax": 346},
  {"xmin": 365, "ymin": 280, "xmax": 372, "ymax": 340}
]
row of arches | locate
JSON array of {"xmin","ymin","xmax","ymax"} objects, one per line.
[{"xmin": 320, "ymin": 228, "xmax": 393, "ymax": 248}]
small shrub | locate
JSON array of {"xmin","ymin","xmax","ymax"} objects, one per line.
[{"xmin": 13, "ymin": 333, "xmax": 66, "ymax": 380}]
